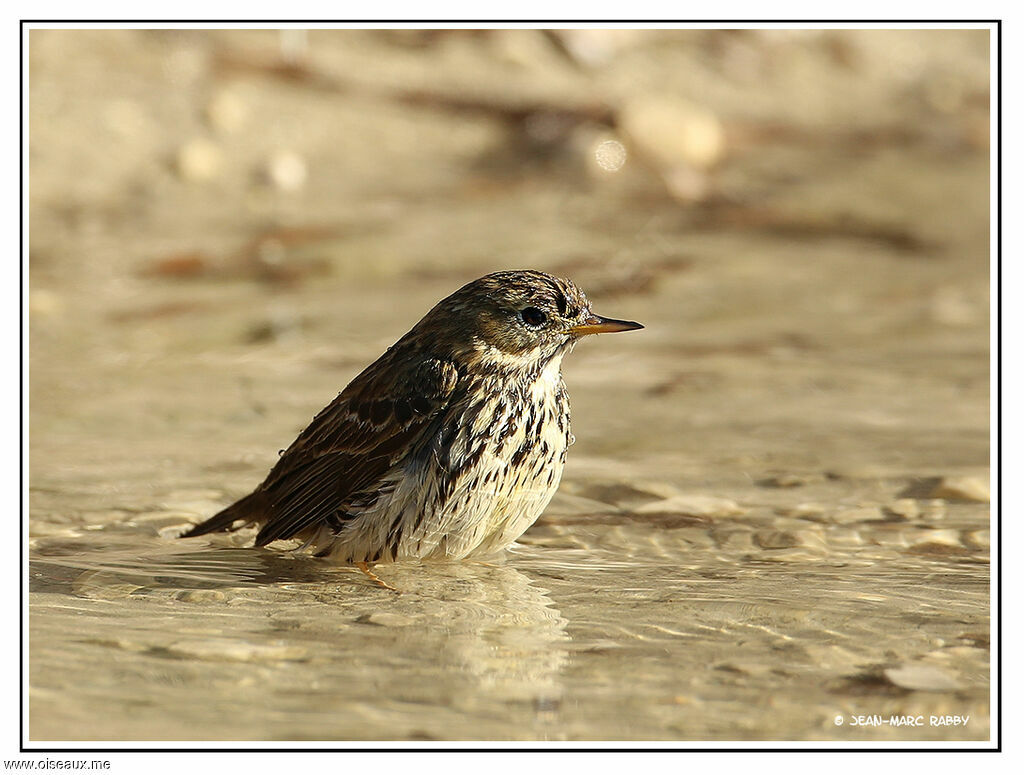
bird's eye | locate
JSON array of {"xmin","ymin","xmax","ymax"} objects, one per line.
[{"xmin": 519, "ymin": 307, "xmax": 548, "ymax": 328}]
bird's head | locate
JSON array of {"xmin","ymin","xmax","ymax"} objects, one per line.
[{"xmin": 415, "ymin": 270, "xmax": 643, "ymax": 374}]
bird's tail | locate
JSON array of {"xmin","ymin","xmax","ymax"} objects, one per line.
[{"xmin": 179, "ymin": 491, "xmax": 266, "ymax": 539}]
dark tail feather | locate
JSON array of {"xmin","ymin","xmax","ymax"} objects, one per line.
[{"xmin": 179, "ymin": 491, "xmax": 266, "ymax": 539}]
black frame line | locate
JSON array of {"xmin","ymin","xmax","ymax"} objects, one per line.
[{"xmin": 18, "ymin": 17, "xmax": 1002, "ymax": 755}]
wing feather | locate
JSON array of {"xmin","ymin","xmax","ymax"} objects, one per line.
[{"xmin": 251, "ymin": 353, "xmax": 460, "ymax": 546}]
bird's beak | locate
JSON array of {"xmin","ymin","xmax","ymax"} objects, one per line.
[{"xmin": 569, "ymin": 313, "xmax": 644, "ymax": 337}]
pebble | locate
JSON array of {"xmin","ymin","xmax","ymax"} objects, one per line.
[
  {"xmin": 906, "ymin": 540, "xmax": 972, "ymax": 557},
  {"xmin": 103, "ymin": 639, "xmax": 150, "ymax": 653},
  {"xmin": 492, "ymin": 29, "xmax": 562, "ymax": 69},
  {"xmin": 716, "ymin": 530, "xmax": 754, "ymax": 551},
  {"xmin": 175, "ymin": 589, "xmax": 226, "ymax": 603},
  {"xmin": 760, "ymin": 473, "xmax": 812, "ymax": 488},
  {"xmin": 635, "ymin": 494, "xmax": 746, "ymax": 518},
  {"xmin": 921, "ymin": 499, "xmax": 947, "ymax": 521},
  {"xmin": 72, "ymin": 571, "xmax": 141, "ymax": 599},
  {"xmin": 554, "ymin": 29, "xmax": 644, "ymax": 67},
  {"xmin": 619, "ymin": 95, "xmax": 724, "ymax": 200},
  {"xmin": 660, "ymin": 166, "xmax": 711, "ymax": 202},
  {"xmin": 883, "ymin": 664, "xmax": 961, "ymax": 691},
  {"xmin": 825, "ymin": 465, "xmax": 892, "ymax": 480},
  {"xmin": 777, "ymin": 502, "xmax": 827, "ymax": 519},
  {"xmin": 29, "ymin": 289, "xmax": 64, "ymax": 316},
  {"xmin": 167, "ymin": 639, "xmax": 308, "ymax": 663},
  {"xmin": 266, "ymin": 150, "xmax": 308, "ymax": 192},
  {"xmin": 822, "ymin": 526, "xmax": 865, "ymax": 547},
  {"xmin": 674, "ymin": 527, "xmax": 715, "ymax": 549},
  {"xmin": 915, "ymin": 528, "xmax": 964, "ymax": 547},
  {"xmin": 628, "ymin": 480, "xmax": 688, "ymax": 500},
  {"xmin": 829, "ymin": 506, "xmax": 883, "ymax": 524},
  {"xmin": 620, "ymin": 95, "xmax": 725, "ymax": 171},
  {"xmin": 577, "ymin": 479, "xmax": 685, "ymax": 507},
  {"xmin": 176, "ymin": 138, "xmax": 223, "ymax": 182},
  {"xmin": 963, "ymin": 529, "xmax": 989, "ymax": 549},
  {"xmin": 206, "ymin": 90, "xmax": 248, "ymax": 133},
  {"xmin": 930, "ymin": 646, "xmax": 988, "ymax": 660},
  {"xmin": 884, "ymin": 498, "xmax": 920, "ymax": 520},
  {"xmin": 907, "ymin": 529, "xmax": 968, "ymax": 557},
  {"xmin": 714, "ymin": 662, "xmax": 774, "ymax": 678},
  {"xmin": 868, "ymin": 527, "xmax": 911, "ymax": 548},
  {"xmin": 753, "ymin": 530, "xmax": 802, "ymax": 550},
  {"xmin": 158, "ymin": 524, "xmax": 193, "ymax": 540},
  {"xmin": 358, "ymin": 611, "xmax": 415, "ymax": 627},
  {"xmin": 928, "ymin": 476, "xmax": 990, "ymax": 503},
  {"xmin": 956, "ymin": 632, "xmax": 989, "ymax": 649}
]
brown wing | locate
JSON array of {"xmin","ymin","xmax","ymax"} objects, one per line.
[{"xmin": 250, "ymin": 352, "xmax": 461, "ymax": 546}]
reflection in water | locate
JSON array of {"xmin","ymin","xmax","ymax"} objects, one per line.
[
  {"xmin": 29, "ymin": 536, "xmax": 569, "ymax": 741},
  {"xmin": 32, "ymin": 545, "xmax": 334, "ymax": 596},
  {"xmin": 29, "ymin": 518, "xmax": 990, "ymax": 741}
]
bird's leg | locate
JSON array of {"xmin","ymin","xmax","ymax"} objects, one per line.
[{"xmin": 356, "ymin": 561, "xmax": 400, "ymax": 593}]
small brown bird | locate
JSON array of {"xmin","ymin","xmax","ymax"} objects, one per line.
[{"xmin": 182, "ymin": 270, "xmax": 642, "ymax": 573}]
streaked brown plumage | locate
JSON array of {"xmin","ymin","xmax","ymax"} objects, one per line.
[{"xmin": 182, "ymin": 270, "xmax": 642, "ymax": 564}]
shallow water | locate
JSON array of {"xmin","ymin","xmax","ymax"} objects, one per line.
[
  {"xmin": 30, "ymin": 506, "xmax": 988, "ymax": 741},
  {"xmin": 28, "ymin": 28, "xmax": 991, "ymax": 743}
]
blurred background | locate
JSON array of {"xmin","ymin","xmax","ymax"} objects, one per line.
[{"xmin": 28, "ymin": 28, "xmax": 992, "ymax": 742}]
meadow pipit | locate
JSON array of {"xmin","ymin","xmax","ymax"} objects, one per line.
[{"xmin": 182, "ymin": 270, "xmax": 642, "ymax": 568}]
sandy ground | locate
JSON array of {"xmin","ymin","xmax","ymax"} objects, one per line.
[{"xmin": 28, "ymin": 28, "xmax": 991, "ymax": 742}]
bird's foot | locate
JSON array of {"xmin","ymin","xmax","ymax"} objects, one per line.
[{"xmin": 356, "ymin": 561, "xmax": 400, "ymax": 593}]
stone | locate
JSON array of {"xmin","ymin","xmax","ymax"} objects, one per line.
[
  {"xmin": 826, "ymin": 465, "xmax": 892, "ymax": 480},
  {"xmin": 620, "ymin": 95, "xmax": 725, "ymax": 171},
  {"xmin": 830, "ymin": 506, "xmax": 883, "ymax": 524},
  {"xmin": 168, "ymin": 639, "xmax": 308, "ymax": 662},
  {"xmin": 30, "ymin": 289, "xmax": 63, "ymax": 316},
  {"xmin": 884, "ymin": 498, "xmax": 920, "ymax": 520},
  {"xmin": 716, "ymin": 530, "xmax": 754, "ymax": 551},
  {"xmin": 929, "ymin": 476, "xmax": 990, "ymax": 503},
  {"xmin": 158, "ymin": 524, "xmax": 194, "ymax": 540},
  {"xmin": 883, "ymin": 664, "xmax": 961, "ymax": 691},
  {"xmin": 175, "ymin": 589, "xmax": 226, "ymax": 603},
  {"xmin": 912, "ymin": 528, "xmax": 962, "ymax": 547},
  {"xmin": 760, "ymin": 473, "xmax": 812, "ymax": 488},
  {"xmin": 358, "ymin": 611, "xmax": 415, "ymax": 627},
  {"xmin": 266, "ymin": 150, "xmax": 308, "ymax": 192},
  {"xmin": 964, "ymin": 529, "xmax": 989, "ymax": 549},
  {"xmin": 635, "ymin": 494, "xmax": 746, "ymax": 518},
  {"xmin": 777, "ymin": 502, "xmax": 827, "ymax": 519},
  {"xmin": 176, "ymin": 138, "xmax": 223, "ymax": 182},
  {"xmin": 206, "ymin": 90, "xmax": 248, "ymax": 133},
  {"xmin": 753, "ymin": 530, "xmax": 802, "ymax": 549}
]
